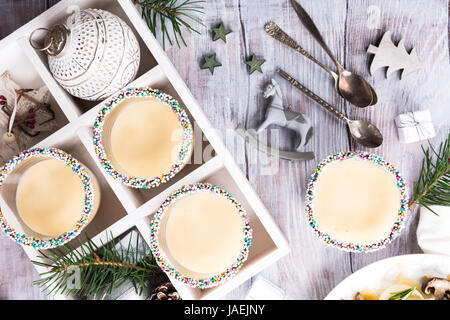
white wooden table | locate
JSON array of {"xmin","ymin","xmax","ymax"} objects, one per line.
[{"xmin": 0, "ymin": 0, "xmax": 449, "ymax": 300}]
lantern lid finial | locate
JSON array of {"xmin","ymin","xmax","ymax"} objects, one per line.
[{"xmin": 29, "ymin": 24, "xmax": 70, "ymax": 57}]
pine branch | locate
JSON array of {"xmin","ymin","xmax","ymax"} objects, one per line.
[
  {"xmin": 135, "ymin": 0, "xmax": 205, "ymax": 49},
  {"xmin": 50, "ymin": 258, "xmax": 149, "ymax": 273},
  {"xmin": 389, "ymin": 287, "xmax": 416, "ymax": 300},
  {"xmin": 32, "ymin": 233, "xmax": 162, "ymax": 297},
  {"xmin": 409, "ymin": 131, "xmax": 450, "ymax": 215}
]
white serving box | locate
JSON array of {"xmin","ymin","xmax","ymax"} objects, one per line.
[{"xmin": 0, "ymin": 0, "xmax": 289, "ymax": 300}]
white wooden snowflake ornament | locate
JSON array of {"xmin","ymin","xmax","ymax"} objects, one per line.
[{"xmin": 367, "ymin": 31, "xmax": 422, "ymax": 79}]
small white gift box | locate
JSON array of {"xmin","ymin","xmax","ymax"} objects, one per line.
[{"xmin": 395, "ymin": 109, "xmax": 436, "ymax": 143}]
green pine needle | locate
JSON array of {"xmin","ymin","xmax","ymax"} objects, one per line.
[
  {"xmin": 410, "ymin": 131, "xmax": 450, "ymax": 215},
  {"xmin": 388, "ymin": 287, "xmax": 416, "ymax": 300},
  {"xmin": 135, "ymin": 0, "xmax": 205, "ymax": 49},
  {"xmin": 32, "ymin": 233, "xmax": 162, "ymax": 297}
]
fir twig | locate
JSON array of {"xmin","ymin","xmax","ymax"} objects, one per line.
[
  {"xmin": 135, "ymin": 0, "xmax": 205, "ymax": 49},
  {"xmin": 409, "ymin": 131, "xmax": 450, "ymax": 215},
  {"xmin": 32, "ymin": 233, "xmax": 162, "ymax": 297},
  {"xmin": 388, "ymin": 287, "xmax": 416, "ymax": 300}
]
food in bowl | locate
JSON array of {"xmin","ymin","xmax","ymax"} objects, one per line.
[
  {"xmin": 93, "ymin": 88, "xmax": 193, "ymax": 189},
  {"xmin": 0, "ymin": 148, "xmax": 100, "ymax": 248},
  {"xmin": 305, "ymin": 151, "xmax": 408, "ymax": 252},
  {"xmin": 354, "ymin": 275, "xmax": 450, "ymax": 300},
  {"xmin": 150, "ymin": 183, "xmax": 252, "ymax": 289},
  {"xmin": 17, "ymin": 159, "xmax": 88, "ymax": 236}
]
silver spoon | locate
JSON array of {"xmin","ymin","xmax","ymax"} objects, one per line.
[
  {"xmin": 290, "ymin": 0, "xmax": 377, "ymax": 107},
  {"xmin": 277, "ymin": 69, "xmax": 383, "ymax": 148},
  {"xmin": 265, "ymin": 21, "xmax": 377, "ymax": 108},
  {"xmin": 265, "ymin": 21, "xmax": 377, "ymax": 107}
]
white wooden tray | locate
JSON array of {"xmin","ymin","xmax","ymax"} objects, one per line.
[{"xmin": 0, "ymin": 0, "xmax": 289, "ymax": 300}]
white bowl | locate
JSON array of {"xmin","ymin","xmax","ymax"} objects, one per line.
[
  {"xmin": 0, "ymin": 148, "xmax": 100, "ymax": 249},
  {"xmin": 305, "ymin": 151, "xmax": 409, "ymax": 253},
  {"xmin": 93, "ymin": 87, "xmax": 193, "ymax": 189},
  {"xmin": 149, "ymin": 183, "xmax": 253, "ymax": 289}
]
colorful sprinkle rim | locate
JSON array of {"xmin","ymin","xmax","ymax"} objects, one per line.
[
  {"xmin": 93, "ymin": 87, "xmax": 193, "ymax": 189},
  {"xmin": 0, "ymin": 148, "xmax": 95, "ymax": 249},
  {"xmin": 305, "ymin": 151, "xmax": 409, "ymax": 253},
  {"xmin": 149, "ymin": 183, "xmax": 253, "ymax": 289}
]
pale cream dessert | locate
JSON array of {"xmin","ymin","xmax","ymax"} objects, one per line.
[
  {"xmin": 312, "ymin": 159, "xmax": 401, "ymax": 245},
  {"xmin": 16, "ymin": 159, "xmax": 86, "ymax": 237},
  {"xmin": 164, "ymin": 192, "xmax": 244, "ymax": 277},
  {"xmin": 109, "ymin": 99, "xmax": 184, "ymax": 178}
]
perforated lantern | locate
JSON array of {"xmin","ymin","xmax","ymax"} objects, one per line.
[{"xmin": 30, "ymin": 9, "xmax": 141, "ymax": 101}]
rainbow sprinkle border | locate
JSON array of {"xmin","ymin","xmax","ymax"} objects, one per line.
[
  {"xmin": 305, "ymin": 151, "xmax": 409, "ymax": 253},
  {"xmin": 93, "ymin": 88, "xmax": 193, "ymax": 189},
  {"xmin": 149, "ymin": 183, "xmax": 253, "ymax": 289},
  {"xmin": 0, "ymin": 148, "xmax": 95, "ymax": 249}
]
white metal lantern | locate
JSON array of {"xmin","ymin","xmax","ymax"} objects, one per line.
[{"xmin": 31, "ymin": 9, "xmax": 141, "ymax": 101}]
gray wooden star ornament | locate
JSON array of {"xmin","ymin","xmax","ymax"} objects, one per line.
[
  {"xmin": 201, "ymin": 54, "xmax": 222, "ymax": 75},
  {"xmin": 212, "ymin": 23, "xmax": 232, "ymax": 42},
  {"xmin": 245, "ymin": 54, "xmax": 265, "ymax": 75}
]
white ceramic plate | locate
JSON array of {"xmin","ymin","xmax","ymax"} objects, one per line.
[{"xmin": 325, "ymin": 254, "xmax": 450, "ymax": 300}]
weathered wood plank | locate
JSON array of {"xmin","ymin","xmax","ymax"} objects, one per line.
[
  {"xmin": 344, "ymin": 0, "xmax": 450, "ymax": 272},
  {"xmin": 0, "ymin": 0, "xmax": 48, "ymax": 38},
  {"xmin": 0, "ymin": 1, "xmax": 50, "ymax": 300},
  {"xmin": 0, "ymin": 236, "xmax": 46, "ymax": 299},
  {"xmin": 165, "ymin": 0, "xmax": 353, "ymax": 299}
]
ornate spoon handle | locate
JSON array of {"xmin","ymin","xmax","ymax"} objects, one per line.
[
  {"xmin": 277, "ymin": 69, "xmax": 348, "ymax": 122},
  {"xmin": 265, "ymin": 22, "xmax": 337, "ymax": 78},
  {"xmin": 290, "ymin": 0, "xmax": 343, "ymax": 71}
]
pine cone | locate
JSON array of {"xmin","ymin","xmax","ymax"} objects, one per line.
[{"xmin": 150, "ymin": 282, "xmax": 181, "ymax": 300}]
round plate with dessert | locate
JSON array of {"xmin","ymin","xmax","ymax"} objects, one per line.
[{"xmin": 325, "ymin": 254, "xmax": 450, "ymax": 300}]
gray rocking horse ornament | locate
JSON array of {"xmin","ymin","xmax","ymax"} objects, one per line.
[{"xmin": 236, "ymin": 78, "xmax": 314, "ymax": 161}]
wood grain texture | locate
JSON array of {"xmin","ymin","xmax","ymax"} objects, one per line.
[
  {"xmin": 0, "ymin": 0, "xmax": 449, "ymax": 300},
  {"xmin": 345, "ymin": 0, "xmax": 450, "ymax": 273},
  {"xmin": 0, "ymin": 1, "xmax": 51, "ymax": 301},
  {"xmin": 0, "ymin": 1, "xmax": 47, "ymax": 36}
]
